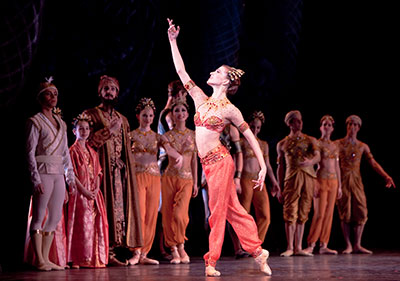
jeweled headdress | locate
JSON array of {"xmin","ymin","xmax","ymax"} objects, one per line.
[
  {"xmin": 251, "ymin": 110, "xmax": 265, "ymax": 124},
  {"xmin": 72, "ymin": 112, "xmax": 92, "ymax": 127},
  {"xmin": 136, "ymin": 97, "xmax": 156, "ymax": 113},
  {"xmin": 227, "ymin": 68, "xmax": 245, "ymax": 82},
  {"xmin": 171, "ymin": 96, "xmax": 189, "ymax": 110}
]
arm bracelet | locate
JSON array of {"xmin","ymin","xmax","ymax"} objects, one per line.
[
  {"xmin": 233, "ymin": 140, "xmax": 242, "ymax": 153},
  {"xmin": 184, "ymin": 80, "xmax": 196, "ymax": 91},
  {"xmin": 234, "ymin": 171, "xmax": 242, "ymax": 179},
  {"xmin": 238, "ymin": 121, "xmax": 249, "ymax": 133}
]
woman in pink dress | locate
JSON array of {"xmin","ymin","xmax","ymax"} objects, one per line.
[{"xmin": 67, "ymin": 113, "xmax": 109, "ymax": 268}]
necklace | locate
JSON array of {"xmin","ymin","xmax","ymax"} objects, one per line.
[
  {"xmin": 174, "ymin": 127, "xmax": 188, "ymax": 135},
  {"xmin": 136, "ymin": 128, "xmax": 152, "ymax": 137},
  {"xmin": 206, "ymin": 97, "xmax": 230, "ymax": 109},
  {"xmin": 201, "ymin": 97, "xmax": 230, "ymax": 117}
]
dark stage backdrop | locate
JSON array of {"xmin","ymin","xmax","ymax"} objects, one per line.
[{"xmin": 1, "ymin": 0, "xmax": 398, "ymax": 270}]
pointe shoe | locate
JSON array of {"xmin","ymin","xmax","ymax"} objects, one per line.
[
  {"xmin": 170, "ymin": 246, "xmax": 181, "ymax": 264},
  {"xmin": 254, "ymin": 249, "xmax": 272, "ymax": 276},
  {"xmin": 139, "ymin": 256, "xmax": 159, "ymax": 265},
  {"xmin": 177, "ymin": 244, "xmax": 190, "ymax": 264},
  {"xmin": 205, "ymin": 265, "xmax": 221, "ymax": 277},
  {"xmin": 180, "ymin": 254, "xmax": 190, "ymax": 264},
  {"xmin": 128, "ymin": 251, "xmax": 140, "ymax": 265}
]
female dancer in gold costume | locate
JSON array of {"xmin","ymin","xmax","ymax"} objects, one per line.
[
  {"xmin": 304, "ymin": 115, "xmax": 342, "ymax": 255},
  {"xmin": 129, "ymin": 97, "xmax": 182, "ymax": 265},
  {"xmin": 161, "ymin": 97, "xmax": 198, "ymax": 264},
  {"xmin": 239, "ymin": 111, "xmax": 281, "ymax": 243}
]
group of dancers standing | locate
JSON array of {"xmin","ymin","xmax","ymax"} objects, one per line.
[{"xmin": 23, "ymin": 18, "xmax": 395, "ymax": 277}]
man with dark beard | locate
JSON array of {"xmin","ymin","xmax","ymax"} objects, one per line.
[{"xmin": 84, "ymin": 75, "xmax": 142, "ymax": 265}]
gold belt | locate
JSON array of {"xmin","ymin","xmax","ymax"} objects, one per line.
[{"xmin": 200, "ymin": 144, "xmax": 229, "ymax": 166}]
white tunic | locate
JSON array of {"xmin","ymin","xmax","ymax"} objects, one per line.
[{"xmin": 26, "ymin": 112, "xmax": 75, "ymax": 187}]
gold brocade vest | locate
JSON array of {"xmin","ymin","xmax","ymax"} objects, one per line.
[
  {"xmin": 282, "ymin": 134, "xmax": 317, "ymax": 180},
  {"xmin": 336, "ymin": 138, "xmax": 364, "ymax": 175}
]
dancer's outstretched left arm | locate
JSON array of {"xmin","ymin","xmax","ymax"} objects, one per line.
[{"xmin": 227, "ymin": 106, "xmax": 266, "ymax": 190}]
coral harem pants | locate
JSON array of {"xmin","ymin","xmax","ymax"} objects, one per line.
[{"xmin": 201, "ymin": 145, "xmax": 262, "ymax": 267}]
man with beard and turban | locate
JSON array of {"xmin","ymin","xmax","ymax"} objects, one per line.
[
  {"xmin": 336, "ymin": 115, "xmax": 395, "ymax": 254},
  {"xmin": 84, "ymin": 75, "xmax": 142, "ymax": 265},
  {"xmin": 276, "ymin": 110, "xmax": 320, "ymax": 257}
]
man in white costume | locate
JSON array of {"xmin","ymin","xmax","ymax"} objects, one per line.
[{"xmin": 26, "ymin": 77, "xmax": 76, "ymax": 271}]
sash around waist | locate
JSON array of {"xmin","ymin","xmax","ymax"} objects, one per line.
[{"xmin": 35, "ymin": 155, "xmax": 63, "ymax": 164}]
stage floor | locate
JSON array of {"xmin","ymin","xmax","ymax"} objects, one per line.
[{"xmin": 1, "ymin": 251, "xmax": 399, "ymax": 280}]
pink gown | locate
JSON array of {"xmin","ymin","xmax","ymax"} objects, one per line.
[{"xmin": 67, "ymin": 141, "xmax": 109, "ymax": 267}]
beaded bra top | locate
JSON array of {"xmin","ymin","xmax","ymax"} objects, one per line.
[
  {"xmin": 194, "ymin": 113, "xmax": 225, "ymax": 133},
  {"xmin": 318, "ymin": 139, "xmax": 338, "ymax": 160},
  {"xmin": 193, "ymin": 97, "xmax": 230, "ymax": 133},
  {"xmin": 131, "ymin": 129, "xmax": 160, "ymax": 155}
]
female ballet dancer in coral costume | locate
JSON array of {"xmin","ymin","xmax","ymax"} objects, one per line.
[{"xmin": 167, "ymin": 18, "xmax": 271, "ymax": 276}]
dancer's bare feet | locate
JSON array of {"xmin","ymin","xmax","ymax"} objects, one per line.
[
  {"xmin": 294, "ymin": 249, "xmax": 314, "ymax": 256},
  {"xmin": 280, "ymin": 249, "xmax": 294, "ymax": 257},
  {"xmin": 342, "ymin": 246, "xmax": 353, "ymax": 254},
  {"xmin": 45, "ymin": 261, "xmax": 65, "ymax": 271},
  {"xmin": 205, "ymin": 265, "xmax": 221, "ymax": 277},
  {"xmin": 35, "ymin": 262, "xmax": 52, "ymax": 271},
  {"xmin": 353, "ymin": 246, "xmax": 373, "ymax": 254},
  {"xmin": 319, "ymin": 247, "xmax": 338, "ymax": 255},
  {"xmin": 303, "ymin": 246, "xmax": 314, "ymax": 255}
]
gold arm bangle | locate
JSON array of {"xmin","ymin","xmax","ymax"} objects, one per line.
[
  {"xmin": 238, "ymin": 121, "xmax": 249, "ymax": 133},
  {"xmin": 184, "ymin": 80, "xmax": 196, "ymax": 91}
]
